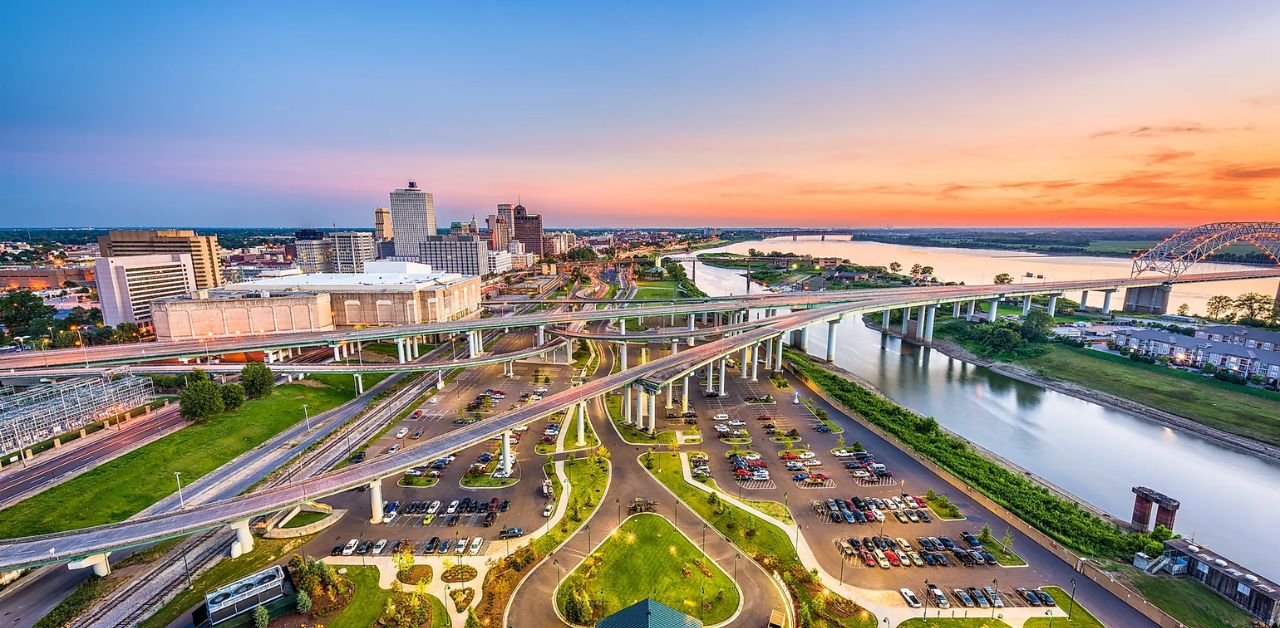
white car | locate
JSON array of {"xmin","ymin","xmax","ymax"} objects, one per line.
[
  {"xmin": 469, "ymin": 537, "xmax": 484, "ymax": 555},
  {"xmin": 387, "ymin": 444, "xmax": 400, "ymax": 454},
  {"xmin": 543, "ymin": 503, "xmax": 554, "ymax": 517},
  {"xmin": 871, "ymin": 508, "xmax": 886, "ymax": 522},
  {"xmin": 714, "ymin": 424, "xmax": 729, "ymax": 432},
  {"xmin": 427, "ymin": 500, "xmax": 441, "ymax": 514},
  {"xmin": 455, "ymin": 537, "xmax": 468, "ymax": 554},
  {"xmin": 396, "ymin": 427, "xmax": 409, "ymax": 439},
  {"xmin": 512, "ymin": 425, "xmax": 529, "ymax": 432},
  {"xmin": 900, "ymin": 588, "xmax": 922, "ymax": 608},
  {"xmin": 727, "ymin": 419, "xmax": 745, "ymax": 426},
  {"xmin": 785, "ymin": 462, "xmax": 805, "ymax": 471},
  {"xmin": 832, "ymin": 449, "xmax": 853, "ymax": 457},
  {"xmin": 372, "ymin": 539, "xmax": 388, "ymax": 555},
  {"xmin": 798, "ymin": 451, "xmax": 816, "ymax": 459},
  {"xmin": 743, "ymin": 453, "xmax": 761, "ymax": 461},
  {"xmin": 427, "ymin": 396, "xmax": 439, "ymax": 404},
  {"xmin": 851, "ymin": 470, "xmax": 871, "ymax": 478},
  {"xmin": 447, "ymin": 500, "xmax": 460, "ymax": 514},
  {"xmin": 712, "ymin": 413, "xmax": 730, "ymax": 421},
  {"xmin": 802, "ymin": 459, "xmax": 822, "ymax": 467},
  {"xmin": 342, "ymin": 539, "xmax": 359, "ymax": 555},
  {"xmin": 384, "ymin": 511, "xmax": 397, "ymax": 524}
]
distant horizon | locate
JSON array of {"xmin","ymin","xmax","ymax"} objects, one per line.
[{"xmin": 0, "ymin": 224, "xmax": 1199, "ymax": 233}]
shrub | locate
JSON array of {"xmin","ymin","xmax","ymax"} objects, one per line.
[
  {"xmin": 240, "ymin": 362, "xmax": 275, "ymax": 398},
  {"xmin": 252, "ymin": 605, "xmax": 268, "ymax": 628},
  {"xmin": 179, "ymin": 379, "xmax": 224, "ymax": 420},
  {"xmin": 220, "ymin": 383, "xmax": 246, "ymax": 410}
]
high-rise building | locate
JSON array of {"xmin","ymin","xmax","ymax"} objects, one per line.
[
  {"xmin": 292, "ymin": 229, "xmax": 332, "ymax": 273},
  {"xmin": 330, "ymin": 231, "xmax": 376, "ymax": 273},
  {"xmin": 389, "ymin": 180, "xmax": 436, "ymax": 257},
  {"xmin": 98, "ymin": 229, "xmax": 222, "ymax": 289},
  {"xmin": 487, "ymin": 250, "xmax": 513, "ymax": 274},
  {"xmin": 487, "ymin": 203, "xmax": 515, "ymax": 252},
  {"xmin": 418, "ymin": 234, "xmax": 491, "ymax": 276},
  {"xmin": 95, "ymin": 254, "xmax": 198, "ymax": 326},
  {"xmin": 512, "ymin": 204, "xmax": 544, "ymax": 257},
  {"xmin": 374, "ymin": 207, "xmax": 393, "ymax": 242}
]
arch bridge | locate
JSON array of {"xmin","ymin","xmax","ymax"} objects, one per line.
[{"xmin": 1127, "ymin": 222, "xmax": 1280, "ymax": 314}]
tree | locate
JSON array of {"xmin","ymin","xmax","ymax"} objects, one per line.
[
  {"xmin": 888, "ymin": 261, "xmax": 902, "ymax": 273},
  {"xmin": 993, "ymin": 273, "xmax": 1014, "ymax": 285},
  {"xmin": 240, "ymin": 363, "xmax": 275, "ymax": 398},
  {"xmin": 1233, "ymin": 292, "xmax": 1274, "ymax": 320},
  {"xmin": 910, "ymin": 263, "xmax": 924, "ymax": 279},
  {"xmin": 112, "ymin": 322, "xmax": 142, "ymax": 343},
  {"xmin": 1176, "ymin": 303, "xmax": 1190, "ymax": 317},
  {"xmin": 1021, "ymin": 310, "xmax": 1053, "ymax": 342},
  {"xmin": 920, "ymin": 265, "xmax": 935, "ymax": 279},
  {"xmin": 393, "ymin": 547, "xmax": 416, "ymax": 578},
  {"xmin": 0, "ymin": 290, "xmax": 57, "ymax": 338},
  {"xmin": 180, "ymin": 379, "xmax": 225, "ymax": 420},
  {"xmin": 296, "ymin": 589, "xmax": 313, "ymax": 615},
  {"xmin": 220, "ymin": 383, "xmax": 246, "ymax": 411},
  {"xmin": 253, "ymin": 604, "xmax": 269, "ymax": 628},
  {"xmin": 1206, "ymin": 295, "xmax": 1234, "ymax": 320}
]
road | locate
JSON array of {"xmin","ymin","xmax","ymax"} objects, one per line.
[{"xmin": 3, "ymin": 269, "xmax": 1275, "ymax": 369}]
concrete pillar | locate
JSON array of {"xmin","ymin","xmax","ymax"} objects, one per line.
[
  {"xmin": 354, "ymin": 373, "xmax": 364, "ymax": 395},
  {"xmin": 501, "ymin": 431, "xmax": 513, "ymax": 475},
  {"xmin": 704, "ymin": 362, "xmax": 714, "ymax": 392},
  {"xmin": 1021, "ymin": 295, "xmax": 1032, "ymax": 316},
  {"xmin": 634, "ymin": 388, "xmax": 644, "ymax": 426},
  {"xmin": 682, "ymin": 376, "xmax": 690, "ymax": 413},
  {"xmin": 618, "ymin": 319, "xmax": 626, "ymax": 336},
  {"xmin": 671, "ymin": 339, "xmax": 679, "ymax": 357},
  {"xmin": 665, "ymin": 380, "xmax": 674, "ymax": 410},
  {"xmin": 923, "ymin": 305, "xmax": 937, "ymax": 343},
  {"xmin": 740, "ymin": 347, "xmax": 749, "ymax": 378},
  {"xmin": 1101, "ymin": 290, "xmax": 1115, "ymax": 314},
  {"xmin": 537, "ymin": 325, "xmax": 546, "ymax": 345},
  {"xmin": 397, "ymin": 338, "xmax": 406, "ymax": 364},
  {"xmin": 619, "ymin": 343, "xmax": 628, "ymax": 371},
  {"xmin": 468, "ymin": 332, "xmax": 479, "ymax": 358},
  {"xmin": 577, "ymin": 401, "xmax": 586, "ymax": 446},
  {"xmin": 826, "ymin": 319, "xmax": 839, "ymax": 362},
  {"xmin": 687, "ymin": 315, "xmax": 696, "ymax": 346},
  {"xmin": 966, "ymin": 300, "xmax": 976, "ymax": 320},
  {"xmin": 952, "ymin": 302, "xmax": 961, "ymax": 318},
  {"xmin": 439, "ymin": 371, "xmax": 447, "ymax": 389},
  {"xmin": 647, "ymin": 392, "xmax": 657, "ymax": 433},
  {"xmin": 369, "ymin": 480, "xmax": 384, "ymax": 524},
  {"xmin": 881, "ymin": 310, "xmax": 890, "ymax": 330},
  {"xmin": 333, "ymin": 345, "xmax": 341, "ymax": 362},
  {"xmin": 68, "ymin": 553, "xmax": 113, "ymax": 577},
  {"xmin": 231, "ymin": 518, "xmax": 255, "ymax": 557},
  {"xmin": 987, "ymin": 297, "xmax": 1000, "ymax": 322},
  {"xmin": 900, "ymin": 307, "xmax": 911, "ymax": 334},
  {"xmin": 624, "ymin": 385, "xmax": 633, "ymax": 424},
  {"xmin": 1048, "ymin": 295, "xmax": 1059, "ymax": 317},
  {"xmin": 718, "ymin": 359, "xmax": 727, "ymax": 396},
  {"xmin": 640, "ymin": 347, "xmax": 648, "ymax": 365},
  {"xmin": 1080, "ymin": 290, "xmax": 1090, "ymax": 309},
  {"xmin": 774, "ymin": 335, "xmax": 784, "ymax": 371},
  {"xmin": 916, "ymin": 305, "xmax": 927, "ymax": 336},
  {"xmin": 750, "ymin": 344, "xmax": 759, "ymax": 381}
]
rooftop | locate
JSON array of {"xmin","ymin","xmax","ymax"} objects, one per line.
[
  {"xmin": 222, "ymin": 261, "xmax": 472, "ymax": 291},
  {"xmin": 1166, "ymin": 538, "xmax": 1280, "ymax": 602}
]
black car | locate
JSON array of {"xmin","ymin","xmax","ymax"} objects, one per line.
[
  {"xmin": 681, "ymin": 411, "xmax": 697, "ymax": 418},
  {"xmin": 330, "ymin": 544, "xmax": 344, "ymax": 556},
  {"xmin": 703, "ymin": 391, "xmax": 721, "ymax": 398},
  {"xmin": 1035, "ymin": 590, "xmax": 1056, "ymax": 606},
  {"xmin": 423, "ymin": 536, "xmax": 440, "ymax": 553},
  {"xmin": 356, "ymin": 541, "xmax": 372, "ymax": 555},
  {"xmin": 349, "ymin": 451, "xmax": 366, "ymax": 463},
  {"xmin": 499, "ymin": 499, "xmax": 510, "ymax": 512}
]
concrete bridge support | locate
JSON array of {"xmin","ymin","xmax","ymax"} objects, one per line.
[
  {"xmin": 687, "ymin": 315, "xmax": 696, "ymax": 346},
  {"xmin": 501, "ymin": 431, "xmax": 513, "ymax": 476},
  {"xmin": 704, "ymin": 362, "xmax": 714, "ymax": 393},
  {"xmin": 635, "ymin": 389, "xmax": 646, "ymax": 428},
  {"xmin": 881, "ymin": 310, "xmax": 890, "ymax": 330},
  {"xmin": 1101, "ymin": 289, "xmax": 1116, "ymax": 314},
  {"xmin": 369, "ymin": 480, "xmax": 384, "ymax": 524},
  {"xmin": 619, "ymin": 343, "xmax": 628, "ymax": 371},
  {"xmin": 1047, "ymin": 294, "xmax": 1060, "ymax": 318},
  {"xmin": 923, "ymin": 305, "xmax": 937, "ymax": 343},
  {"xmin": 740, "ymin": 347, "xmax": 749, "ymax": 378},
  {"xmin": 987, "ymin": 297, "xmax": 1000, "ymax": 322},
  {"xmin": 790, "ymin": 326, "xmax": 808, "ymax": 351},
  {"xmin": 718, "ymin": 359, "xmax": 727, "ymax": 396},
  {"xmin": 952, "ymin": 302, "xmax": 961, "ymax": 318},
  {"xmin": 750, "ymin": 344, "xmax": 759, "ymax": 382},
  {"xmin": 1021, "ymin": 295, "xmax": 1032, "ymax": 317},
  {"xmin": 646, "ymin": 392, "xmax": 657, "ymax": 433},
  {"xmin": 397, "ymin": 338, "xmax": 407, "ymax": 364},
  {"xmin": 537, "ymin": 325, "xmax": 546, "ymax": 346},
  {"xmin": 577, "ymin": 401, "xmax": 587, "ymax": 446},
  {"xmin": 230, "ymin": 518, "xmax": 255, "ymax": 558},
  {"xmin": 624, "ymin": 385, "xmax": 633, "ymax": 425},
  {"xmin": 1123, "ymin": 285, "xmax": 1172, "ymax": 315},
  {"xmin": 353, "ymin": 373, "xmax": 364, "ymax": 395},
  {"xmin": 1080, "ymin": 290, "xmax": 1089, "ymax": 310},
  {"xmin": 332, "ymin": 344, "xmax": 342, "ymax": 362},
  {"xmin": 682, "ymin": 376, "xmax": 690, "ymax": 413},
  {"xmin": 68, "ymin": 552, "xmax": 112, "ymax": 577},
  {"xmin": 917, "ymin": 306, "xmax": 927, "ymax": 337},
  {"xmin": 826, "ymin": 318, "xmax": 839, "ymax": 362},
  {"xmin": 773, "ymin": 335, "xmax": 784, "ymax": 371},
  {"xmin": 900, "ymin": 308, "xmax": 911, "ymax": 335},
  {"xmin": 966, "ymin": 300, "xmax": 976, "ymax": 320}
]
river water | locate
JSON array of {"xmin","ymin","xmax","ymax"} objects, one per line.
[{"xmin": 681, "ymin": 237, "xmax": 1280, "ymax": 580}]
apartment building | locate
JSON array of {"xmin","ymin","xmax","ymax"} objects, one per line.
[{"xmin": 98, "ymin": 229, "xmax": 222, "ymax": 289}]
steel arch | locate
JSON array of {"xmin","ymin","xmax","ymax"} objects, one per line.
[{"xmin": 1131, "ymin": 221, "xmax": 1280, "ymax": 277}]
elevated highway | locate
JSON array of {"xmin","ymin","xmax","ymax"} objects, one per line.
[{"xmin": 1, "ymin": 270, "xmax": 1277, "ymax": 571}]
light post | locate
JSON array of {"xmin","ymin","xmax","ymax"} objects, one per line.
[
  {"xmin": 70, "ymin": 326, "xmax": 88, "ymax": 367},
  {"xmin": 702, "ymin": 523, "xmax": 707, "ymax": 555},
  {"xmin": 992, "ymin": 577, "xmax": 999, "ymax": 618},
  {"xmin": 923, "ymin": 578, "xmax": 930, "ymax": 617},
  {"xmin": 1045, "ymin": 609, "xmax": 1054, "ymax": 627},
  {"xmin": 615, "ymin": 498, "xmax": 621, "ymax": 526},
  {"xmin": 733, "ymin": 553, "xmax": 740, "ymax": 583},
  {"xmin": 174, "ymin": 471, "xmax": 186, "ymax": 509},
  {"xmin": 302, "ymin": 403, "xmax": 311, "ymax": 431},
  {"xmin": 586, "ymin": 524, "xmax": 591, "ymax": 553},
  {"xmin": 1068, "ymin": 578, "xmax": 1077, "ymax": 621}
]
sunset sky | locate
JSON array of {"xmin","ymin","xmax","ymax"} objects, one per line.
[{"xmin": 2, "ymin": 1, "xmax": 1278, "ymax": 228}]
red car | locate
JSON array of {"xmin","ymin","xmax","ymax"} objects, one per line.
[
  {"xmin": 886, "ymin": 550, "xmax": 901, "ymax": 567},
  {"xmin": 860, "ymin": 549, "xmax": 876, "ymax": 567},
  {"xmin": 780, "ymin": 452, "xmax": 799, "ymax": 460}
]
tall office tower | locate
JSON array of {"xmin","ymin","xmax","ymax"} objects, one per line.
[
  {"xmin": 293, "ymin": 229, "xmax": 333, "ymax": 273},
  {"xmin": 95, "ymin": 254, "xmax": 198, "ymax": 326},
  {"xmin": 374, "ymin": 207, "xmax": 393, "ymax": 242},
  {"xmin": 329, "ymin": 231, "xmax": 376, "ymax": 273},
  {"xmin": 418, "ymin": 234, "xmax": 491, "ymax": 276},
  {"xmin": 487, "ymin": 215, "xmax": 510, "ymax": 251},
  {"xmin": 512, "ymin": 204, "xmax": 544, "ymax": 257},
  {"xmin": 389, "ymin": 180, "xmax": 436, "ymax": 257},
  {"xmin": 98, "ymin": 229, "xmax": 223, "ymax": 289}
]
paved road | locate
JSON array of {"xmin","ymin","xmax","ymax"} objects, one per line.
[
  {"xmin": 0, "ymin": 405, "xmax": 184, "ymax": 507},
  {"xmin": 4, "ymin": 270, "xmax": 1274, "ymax": 369}
]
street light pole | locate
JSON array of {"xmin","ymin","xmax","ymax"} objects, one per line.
[
  {"xmin": 302, "ymin": 403, "xmax": 311, "ymax": 431},
  {"xmin": 1068, "ymin": 578, "xmax": 1077, "ymax": 620},
  {"xmin": 174, "ymin": 471, "xmax": 185, "ymax": 509}
]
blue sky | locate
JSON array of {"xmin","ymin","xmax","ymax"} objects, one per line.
[{"xmin": 2, "ymin": 1, "xmax": 1277, "ymax": 227}]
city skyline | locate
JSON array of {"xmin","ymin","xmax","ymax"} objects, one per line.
[{"xmin": 3, "ymin": 1, "xmax": 1279, "ymax": 228}]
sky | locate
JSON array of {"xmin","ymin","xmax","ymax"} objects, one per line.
[{"xmin": 1, "ymin": 1, "xmax": 1278, "ymax": 228}]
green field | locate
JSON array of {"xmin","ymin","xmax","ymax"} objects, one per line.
[
  {"xmin": 1023, "ymin": 586, "xmax": 1102, "ymax": 628},
  {"xmin": 898, "ymin": 620, "xmax": 1011, "ymax": 628},
  {"xmin": 556, "ymin": 513, "xmax": 739, "ymax": 624},
  {"xmin": 0, "ymin": 378, "xmax": 360, "ymax": 538},
  {"xmin": 282, "ymin": 510, "xmax": 330, "ymax": 528},
  {"xmin": 1118, "ymin": 567, "xmax": 1253, "ymax": 628},
  {"xmin": 330, "ymin": 566, "xmax": 449, "ymax": 628},
  {"xmin": 632, "ymin": 279, "xmax": 681, "ymax": 300},
  {"xmin": 1021, "ymin": 345, "xmax": 1280, "ymax": 447}
]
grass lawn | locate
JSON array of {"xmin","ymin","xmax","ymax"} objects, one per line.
[
  {"xmin": 632, "ymin": 279, "xmax": 681, "ymax": 300},
  {"xmin": 399, "ymin": 475, "xmax": 439, "ymax": 488},
  {"xmin": 460, "ymin": 473, "xmax": 518, "ymax": 488},
  {"xmin": 327, "ymin": 565, "xmax": 450, "ymax": 628},
  {"xmin": 282, "ymin": 510, "xmax": 330, "ymax": 528},
  {"xmin": 0, "ymin": 379, "xmax": 359, "ymax": 539},
  {"xmin": 1023, "ymin": 586, "xmax": 1102, "ymax": 628},
  {"xmin": 556, "ymin": 513, "xmax": 739, "ymax": 624},
  {"xmin": 979, "ymin": 535, "xmax": 1026, "ymax": 567},
  {"xmin": 605, "ymin": 393, "xmax": 657, "ymax": 443},
  {"xmin": 1021, "ymin": 345, "xmax": 1280, "ymax": 448},
  {"xmin": 898, "ymin": 620, "xmax": 1011, "ymax": 628},
  {"xmin": 1117, "ymin": 566, "xmax": 1253, "ymax": 628},
  {"xmin": 140, "ymin": 536, "xmax": 313, "ymax": 628}
]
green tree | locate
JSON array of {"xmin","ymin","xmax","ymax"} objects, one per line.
[
  {"xmin": 1021, "ymin": 310, "xmax": 1054, "ymax": 342},
  {"xmin": 240, "ymin": 362, "xmax": 275, "ymax": 398},
  {"xmin": 993, "ymin": 273, "xmax": 1014, "ymax": 285},
  {"xmin": 220, "ymin": 383, "xmax": 246, "ymax": 411},
  {"xmin": 888, "ymin": 261, "xmax": 902, "ymax": 273},
  {"xmin": 1233, "ymin": 292, "xmax": 1274, "ymax": 320},
  {"xmin": 253, "ymin": 604, "xmax": 269, "ymax": 628},
  {"xmin": 0, "ymin": 290, "xmax": 57, "ymax": 337},
  {"xmin": 1176, "ymin": 303, "xmax": 1190, "ymax": 317},
  {"xmin": 296, "ymin": 589, "xmax": 312, "ymax": 615},
  {"xmin": 1205, "ymin": 295, "xmax": 1234, "ymax": 320},
  {"xmin": 112, "ymin": 322, "xmax": 142, "ymax": 343},
  {"xmin": 180, "ymin": 379, "xmax": 225, "ymax": 420}
]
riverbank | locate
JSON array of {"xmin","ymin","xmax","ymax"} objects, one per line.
[{"xmin": 867, "ymin": 318, "xmax": 1280, "ymax": 466}]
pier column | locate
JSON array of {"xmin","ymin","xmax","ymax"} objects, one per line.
[
  {"xmin": 923, "ymin": 305, "xmax": 937, "ymax": 343},
  {"xmin": 773, "ymin": 335, "xmax": 784, "ymax": 371},
  {"xmin": 666, "ymin": 379, "xmax": 674, "ymax": 410},
  {"xmin": 1048, "ymin": 294, "xmax": 1060, "ymax": 317},
  {"xmin": 397, "ymin": 338, "xmax": 406, "ymax": 364},
  {"xmin": 1022, "ymin": 295, "xmax": 1032, "ymax": 316},
  {"xmin": 952, "ymin": 302, "xmax": 961, "ymax": 318},
  {"xmin": 619, "ymin": 343, "xmax": 628, "ymax": 371},
  {"xmin": 537, "ymin": 324, "xmax": 546, "ymax": 345},
  {"xmin": 791, "ymin": 326, "xmax": 808, "ymax": 351},
  {"xmin": 231, "ymin": 518, "xmax": 255, "ymax": 557},
  {"xmin": 1080, "ymin": 290, "xmax": 1090, "ymax": 309},
  {"xmin": 501, "ymin": 431, "xmax": 513, "ymax": 475},
  {"xmin": 966, "ymin": 300, "xmax": 976, "ymax": 320},
  {"xmin": 1101, "ymin": 289, "xmax": 1116, "ymax": 314},
  {"xmin": 704, "ymin": 362, "xmax": 714, "ymax": 393},
  {"xmin": 881, "ymin": 310, "xmax": 890, "ymax": 330},
  {"xmin": 354, "ymin": 373, "xmax": 364, "ymax": 395},
  {"xmin": 826, "ymin": 319, "xmax": 839, "ymax": 362},
  {"xmin": 900, "ymin": 307, "xmax": 911, "ymax": 334},
  {"xmin": 577, "ymin": 401, "xmax": 587, "ymax": 446},
  {"xmin": 369, "ymin": 480, "xmax": 384, "ymax": 524},
  {"xmin": 618, "ymin": 318, "xmax": 626, "ymax": 335},
  {"xmin": 333, "ymin": 344, "xmax": 341, "ymax": 362},
  {"xmin": 624, "ymin": 385, "xmax": 633, "ymax": 424},
  {"xmin": 647, "ymin": 392, "xmax": 657, "ymax": 433},
  {"xmin": 682, "ymin": 376, "xmax": 690, "ymax": 413},
  {"xmin": 635, "ymin": 388, "xmax": 646, "ymax": 427},
  {"xmin": 987, "ymin": 297, "xmax": 1000, "ymax": 322},
  {"xmin": 68, "ymin": 553, "xmax": 113, "ymax": 577},
  {"xmin": 718, "ymin": 359, "xmax": 727, "ymax": 396},
  {"xmin": 916, "ymin": 305, "xmax": 927, "ymax": 337},
  {"xmin": 740, "ymin": 347, "xmax": 749, "ymax": 378},
  {"xmin": 750, "ymin": 344, "xmax": 759, "ymax": 381}
]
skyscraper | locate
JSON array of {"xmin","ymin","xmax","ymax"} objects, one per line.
[
  {"xmin": 389, "ymin": 180, "xmax": 436, "ymax": 257},
  {"xmin": 95, "ymin": 254, "xmax": 198, "ymax": 326},
  {"xmin": 374, "ymin": 207, "xmax": 393, "ymax": 242},
  {"xmin": 98, "ymin": 229, "xmax": 222, "ymax": 289},
  {"xmin": 418, "ymin": 234, "xmax": 491, "ymax": 276},
  {"xmin": 512, "ymin": 204, "xmax": 544, "ymax": 257},
  {"xmin": 330, "ymin": 231, "xmax": 376, "ymax": 272}
]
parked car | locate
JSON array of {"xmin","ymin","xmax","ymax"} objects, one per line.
[
  {"xmin": 899, "ymin": 588, "xmax": 922, "ymax": 608},
  {"xmin": 469, "ymin": 537, "xmax": 484, "ymax": 555}
]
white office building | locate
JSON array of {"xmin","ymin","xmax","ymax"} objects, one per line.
[
  {"xmin": 419, "ymin": 234, "xmax": 490, "ymax": 276},
  {"xmin": 96, "ymin": 254, "xmax": 198, "ymax": 326},
  {"xmin": 330, "ymin": 231, "xmax": 376, "ymax": 273},
  {"xmin": 488, "ymin": 250, "xmax": 513, "ymax": 274},
  {"xmin": 389, "ymin": 180, "xmax": 437, "ymax": 257}
]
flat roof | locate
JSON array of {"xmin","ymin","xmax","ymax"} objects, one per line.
[
  {"xmin": 1166, "ymin": 538, "xmax": 1280, "ymax": 601},
  {"xmin": 222, "ymin": 267, "xmax": 474, "ymax": 292}
]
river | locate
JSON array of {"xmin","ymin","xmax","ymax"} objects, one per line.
[{"xmin": 681, "ymin": 237, "xmax": 1280, "ymax": 580}]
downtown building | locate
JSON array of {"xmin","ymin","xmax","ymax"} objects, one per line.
[
  {"xmin": 95, "ymin": 253, "xmax": 198, "ymax": 326},
  {"xmin": 418, "ymin": 234, "xmax": 491, "ymax": 276},
  {"xmin": 290, "ymin": 230, "xmax": 376, "ymax": 273},
  {"xmin": 388, "ymin": 180, "xmax": 436, "ymax": 257},
  {"xmin": 98, "ymin": 229, "xmax": 222, "ymax": 289}
]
